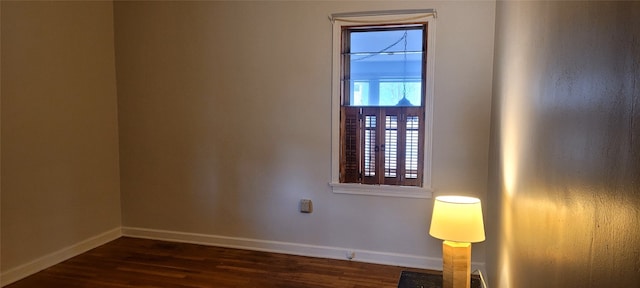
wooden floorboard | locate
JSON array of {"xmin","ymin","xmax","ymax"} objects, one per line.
[{"xmin": 6, "ymin": 237, "xmax": 438, "ymax": 288}]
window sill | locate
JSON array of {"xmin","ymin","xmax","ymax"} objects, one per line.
[{"xmin": 329, "ymin": 183, "xmax": 433, "ymax": 199}]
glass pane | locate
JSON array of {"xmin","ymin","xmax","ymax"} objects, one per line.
[
  {"xmin": 351, "ymin": 29, "xmax": 423, "ymax": 53},
  {"xmin": 351, "ymin": 81, "xmax": 370, "ymax": 106},
  {"xmin": 379, "ymin": 81, "xmax": 422, "ymax": 106},
  {"xmin": 345, "ymin": 27, "xmax": 424, "ymax": 107}
]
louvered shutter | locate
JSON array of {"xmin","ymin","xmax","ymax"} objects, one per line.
[
  {"xmin": 361, "ymin": 108, "xmax": 381, "ymax": 184},
  {"xmin": 340, "ymin": 107, "xmax": 360, "ymax": 183},
  {"xmin": 401, "ymin": 107, "xmax": 424, "ymax": 186},
  {"xmin": 382, "ymin": 108, "xmax": 401, "ymax": 185}
]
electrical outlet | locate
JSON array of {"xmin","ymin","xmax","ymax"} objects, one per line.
[
  {"xmin": 346, "ymin": 251, "xmax": 355, "ymax": 260},
  {"xmin": 300, "ymin": 199, "xmax": 313, "ymax": 213}
]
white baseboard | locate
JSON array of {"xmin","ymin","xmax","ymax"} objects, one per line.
[
  {"xmin": 122, "ymin": 227, "xmax": 485, "ymax": 272},
  {"xmin": 1, "ymin": 227, "xmax": 122, "ymax": 287}
]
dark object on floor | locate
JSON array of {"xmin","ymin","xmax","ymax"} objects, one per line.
[{"xmin": 398, "ymin": 270, "xmax": 482, "ymax": 288}]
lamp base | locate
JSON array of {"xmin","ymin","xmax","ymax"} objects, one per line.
[{"xmin": 442, "ymin": 240, "xmax": 471, "ymax": 288}]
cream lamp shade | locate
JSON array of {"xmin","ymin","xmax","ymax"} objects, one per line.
[{"xmin": 429, "ymin": 196, "xmax": 486, "ymax": 243}]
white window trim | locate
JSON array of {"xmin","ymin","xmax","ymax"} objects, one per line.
[{"xmin": 329, "ymin": 10, "xmax": 436, "ymax": 198}]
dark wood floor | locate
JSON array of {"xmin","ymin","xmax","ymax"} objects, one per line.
[{"xmin": 7, "ymin": 237, "xmax": 438, "ymax": 288}]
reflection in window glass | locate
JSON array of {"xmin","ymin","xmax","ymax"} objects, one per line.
[
  {"xmin": 379, "ymin": 81, "xmax": 421, "ymax": 106},
  {"xmin": 352, "ymin": 82, "xmax": 370, "ymax": 106}
]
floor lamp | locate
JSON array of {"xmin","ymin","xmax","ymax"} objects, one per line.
[{"xmin": 429, "ymin": 196, "xmax": 485, "ymax": 288}]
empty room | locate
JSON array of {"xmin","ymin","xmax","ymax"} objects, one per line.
[{"xmin": 1, "ymin": 1, "xmax": 639, "ymax": 287}]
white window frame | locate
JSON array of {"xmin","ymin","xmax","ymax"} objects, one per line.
[{"xmin": 330, "ymin": 10, "xmax": 436, "ymax": 198}]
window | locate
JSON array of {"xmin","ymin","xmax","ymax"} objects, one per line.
[{"xmin": 330, "ymin": 10, "xmax": 435, "ymax": 198}]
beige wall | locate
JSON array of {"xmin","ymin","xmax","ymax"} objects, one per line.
[
  {"xmin": 1, "ymin": 1, "xmax": 121, "ymax": 271},
  {"xmin": 488, "ymin": 1, "xmax": 640, "ymax": 287},
  {"xmin": 114, "ymin": 0, "xmax": 494, "ymax": 267}
]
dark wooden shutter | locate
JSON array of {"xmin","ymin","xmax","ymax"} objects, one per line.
[
  {"xmin": 402, "ymin": 107, "xmax": 424, "ymax": 187},
  {"xmin": 381, "ymin": 108, "xmax": 401, "ymax": 185},
  {"xmin": 340, "ymin": 107, "xmax": 360, "ymax": 183},
  {"xmin": 361, "ymin": 108, "xmax": 381, "ymax": 184},
  {"xmin": 340, "ymin": 106, "xmax": 425, "ymax": 186}
]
